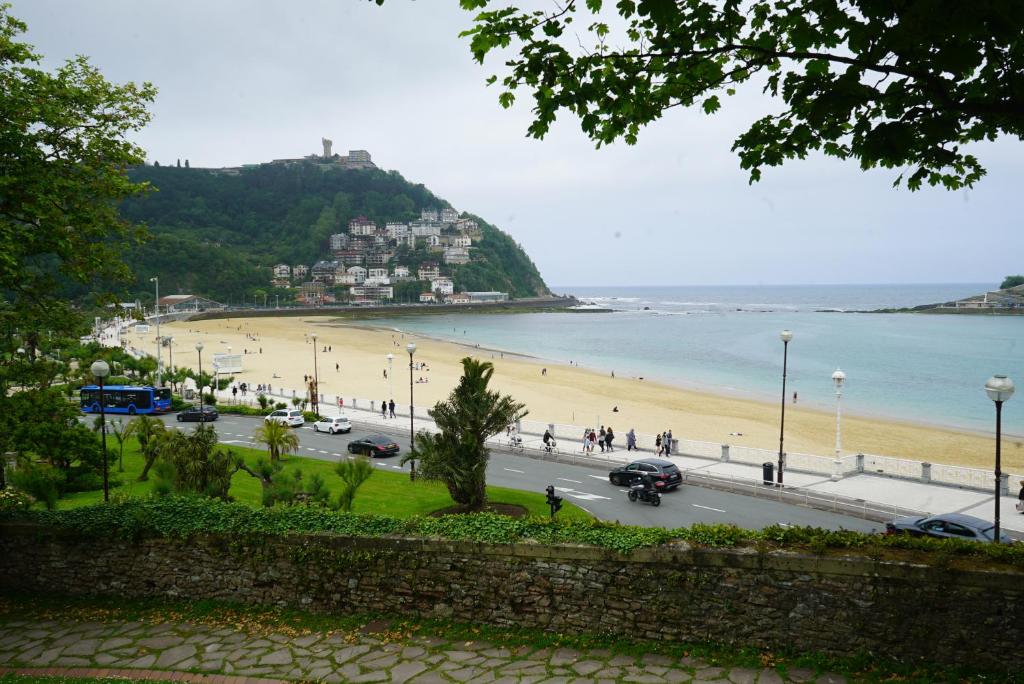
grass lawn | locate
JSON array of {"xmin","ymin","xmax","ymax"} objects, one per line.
[{"xmin": 52, "ymin": 429, "xmax": 591, "ymax": 520}]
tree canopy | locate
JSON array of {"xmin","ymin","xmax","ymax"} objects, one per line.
[
  {"xmin": 1000, "ymin": 275, "xmax": 1024, "ymax": 290},
  {"xmin": 421, "ymin": 0, "xmax": 1024, "ymax": 190}
]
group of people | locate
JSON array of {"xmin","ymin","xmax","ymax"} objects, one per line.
[
  {"xmin": 654, "ymin": 430, "xmax": 674, "ymax": 456},
  {"xmin": 380, "ymin": 399, "xmax": 396, "ymax": 418},
  {"xmin": 582, "ymin": 426, "xmax": 615, "ymax": 453}
]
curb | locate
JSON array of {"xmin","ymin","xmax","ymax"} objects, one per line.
[{"xmin": 0, "ymin": 666, "xmax": 287, "ymax": 684}]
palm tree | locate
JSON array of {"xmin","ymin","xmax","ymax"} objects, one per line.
[
  {"xmin": 252, "ymin": 419, "xmax": 299, "ymax": 463},
  {"xmin": 335, "ymin": 456, "xmax": 375, "ymax": 511},
  {"xmin": 125, "ymin": 414, "xmax": 166, "ymax": 481},
  {"xmin": 402, "ymin": 357, "xmax": 527, "ymax": 511}
]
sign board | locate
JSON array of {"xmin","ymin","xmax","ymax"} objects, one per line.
[
  {"xmin": 134, "ymin": 324, "xmax": 150, "ymax": 333},
  {"xmin": 212, "ymin": 353, "xmax": 243, "ymax": 374}
]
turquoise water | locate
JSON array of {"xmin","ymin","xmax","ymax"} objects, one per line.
[{"xmin": 369, "ymin": 284, "xmax": 1023, "ymax": 435}]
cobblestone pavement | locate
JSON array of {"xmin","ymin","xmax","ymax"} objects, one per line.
[{"xmin": 0, "ymin": 617, "xmax": 849, "ymax": 683}]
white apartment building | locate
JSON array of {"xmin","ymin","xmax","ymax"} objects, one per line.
[
  {"xmin": 440, "ymin": 207, "xmax": 459, "ymax": 223},
  {"xmin": 392, "ymin": 265, "xmax": 410, "ymax": 278},
  {"xmin": 350, "ymin": 285, "xmax": 393, "ymax": 302},
  {"xmin": 385, "ymin": 222, "xmax": 410, "ymax": 238},
  {"xmin": 418, "ymin": 264, "xmax": 440, "ymax": 281},
  {"xmin": 431, "ymin": 277, "xmax": 454, "ymax": 295},
  {"xmin": 365, "ymin": 268, "xmax": 390, "ymax": 286},
  {"xmin": 452, "ymin": 235, "xmax": 472, "ymax": 248},
  {"xmin": 398, "ymin": 234, "xmax": 416, "ymax": 249},
  {"xmin": 443, "ymin": 247, "xmax": 470, "ymax": 265},
  {"xmin": 420, "ymin": 209, "xmax": 439, "ymax": 222},
  {"xmin": 273, "ymin": 264, "xmax": 291, "ymax": 279},
  {"xmin": 334, "ymin": 273, "xmax": 357, "ymax": 285},
  {"xmin": 410, "ymin": 221, "xmax": 441, "ymax": 238},
  {"xmin": 329, "ymin": 233, "xmax": 349, "ymax": 251},
  {"xmin": 349, "ymin": 218, "xmax": 377, "ymax": 236},
  {"xmin": 347, "ymin": 265, "xmax": 367, "ymax": 284},
  {"xmin": 293, "ymin": 264, "xmax": 309, "ymax": 279}
]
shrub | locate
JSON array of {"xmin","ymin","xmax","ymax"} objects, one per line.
[
  {"xmin": 8, "ymin": 463, "xmax": 63, "ymax": 511},
  {"xmin": 0, "ymin": 488, "xmax": 32, "ymax": 512},
  {"xmin": 274, "ymin": 401, "xmax": 287, "ymax": 410},
  {"xmin": 215, "ymin": 404, "xmax": 270, "ymax": 417}
]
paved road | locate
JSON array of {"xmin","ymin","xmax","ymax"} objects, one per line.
[{"xmin": 161, "ymin": 413, "xmax": 879, "ymax": 532}]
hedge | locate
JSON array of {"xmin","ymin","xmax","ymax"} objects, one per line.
[{"xmin": 4, "ymin": 497, "xmax": 1024, "ymax": 564}]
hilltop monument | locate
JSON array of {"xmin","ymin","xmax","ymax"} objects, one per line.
[{"xmin": 322, "ymin": 137, "xmax": 333, "ymax": 158}]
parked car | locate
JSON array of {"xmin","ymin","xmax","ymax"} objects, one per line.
[
  {"xmin": 176, "ymin": 405, "xmax": 219, "ymax": 422},
  {"xmin": 313, "ymin": 415, "xmax": 352, "ymax": 434},
  {"xmin": 885, "ymin": 513, "xmax": 1013, "ymax": 543},
  {"xmin": 347, "ymin": 434, "xmax": 400, "ymax": 457},
  {"xmin": 265, "ymin": 409, "xmax": 304, "ymax": 427},
  {"xmin": 608, "ymin": 459, "xmax": 683, "ymax": 490}
]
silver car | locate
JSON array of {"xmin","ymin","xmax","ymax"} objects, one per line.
[{"xmin": 885, "ymin": 512, "xmax": 1013, "ymax": 543}]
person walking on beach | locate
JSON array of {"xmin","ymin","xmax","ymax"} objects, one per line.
[
  {"xmin": 605, "ymin": 427, "xmax": 614, "ymax": 452},
  {"xmin": 793, "ymin": 391, "xmax": 798, "ymax": 404},
  {"xmin": 626, "ymin": 428, "xmax": 637, "ymax": 451},
  {"xmin": 598, "ymin": 427, "xmax": 606, "ymax": 452},
  {"xmin": 336, "ymin": 363, "xmax": 339, "ymax": 372},
  {"xmin": 655, "ymin": 433, "xmax": 663, "ymax": 456},
  {"xmin": 381, "ymin": 399, "xmax": 388, "ymax": 419},
  {"xmin": 388, "ymin": 399, "xmax": 396, "ymax": 418}
]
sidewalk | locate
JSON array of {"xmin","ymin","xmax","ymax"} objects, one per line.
[{"xmin": 0, "ymin": 613, "xmax": 846, "ymax": 683}]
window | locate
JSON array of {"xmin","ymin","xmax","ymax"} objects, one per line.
[{"xmin": 943, "ymin": 523, "xmax": 975, "ymax": 538}]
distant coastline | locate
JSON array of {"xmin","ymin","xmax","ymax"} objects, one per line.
[{"xmin": 861, "ymin": 283, "xmax": 1024, "ymax": 315}]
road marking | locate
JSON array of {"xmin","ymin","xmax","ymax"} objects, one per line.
[
  {"xmin": 557, "ymin": 478, "xmax": 582, "ymax": 484},
  {"xmin": 692, "ymin": 504, "xmax": 726, "ymax": 513},
  {"xmin": 503, "ymin": 468, "xmax": 524, "ymax": 474},
  {"xmin": 554, "ymin": 486, "xmax": 611, "ymax": 501},
  {"xmin": 778, "ymin": 522, "xmax": 792, "ymax": 527},
  {"xmin": 318, "ymin": 450, "xmax": 329, "ymax": 454},
  {"xmin": 588, "ymin": 475, "xmax": 608, "ymax": 481},
  {"xmin": 390, "ymin": 465, "xmax": 402, "ymax": 469}
]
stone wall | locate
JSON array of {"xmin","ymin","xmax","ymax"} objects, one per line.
[{"xmin": 1, "ymin": 524, "xmax": 1021, "ymax": 671}]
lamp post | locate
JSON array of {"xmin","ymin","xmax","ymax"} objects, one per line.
[
  {"xmin": 91, "ymin": 360, "xmax": 110, "ymax": 502},
  {"xmin": 310, "ymin": 333, "xmax": 320, "ymax": 417},
  {"xmin": 832, "ymin": 368, "xmax": 846, "ymax": 459},
  {"xmin": 386, "ymin": 353, "xmax": 394, "ymax": 403},
  {"xmin": 150, "ymin": 276, "xmax": 161, "ymax": 386},
  {"xmin": 407, "ymin": 342, "xmax": 416, "ymax": 481},
  {"xmin": 985, "ymin": 375, "xmax": 1014, "ymax": 544},
  {"xmin": 777, "ymin": 329, "xmax": 793, "ymax": 486},
  {"xmin": 195, "ymin": 342, "xmax": 204, "ymax": 414}
]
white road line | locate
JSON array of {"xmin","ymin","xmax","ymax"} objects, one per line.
[
  {"xmin": 692, "ymin": 504, "xmax": 726, "ymax": 513},
  {"xmin": 318, "ymin": 450, "xmax": 329, "ymax": 454},
  {"xmin": 554, "ymin": 486, "xmax": 611, "ymax": 501},
  {"xmin": 588, "ymin": 475, "xmax": 608, "ymax": 481},
  {"xmin": 778, "ymin": 522, "xmax": 792, "ymax": 527},
  {"xmin": 503, "ymin": 468, "xmax": 524, "ymax": 474},
  {"xmin": 390, "ymin": 465, "xmax": 402, "ymax": 469},
  {"xmin": 557, "ymin": 478, "xmax": 582, "ymax": 484}
]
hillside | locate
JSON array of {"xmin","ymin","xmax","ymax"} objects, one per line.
[{"xmin": 115, "ymin": 163, "xmax": 549, "ymax": 304}]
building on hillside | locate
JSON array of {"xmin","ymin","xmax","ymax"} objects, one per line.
[
  {"xmin": 452, "ymin": 235, "xmax": 472, "ymax": 248},
  {"xmin": 273, "ymin": 264, "xmax": 291, "ymax": 279},
  {"xmin": 457, "ymin": 219, "xmax": 481, "ymax": 237},
  {"xmin": 427, "ymin": 235, "xmax": 442, "ymax": 252},
  {"xmin": 349, "ymin": 217, "xmax": 377, "ymax": 236},
  {"xmin": 411, "ymin": 221, "xmax": 441, "ymax": 237},
  {"xmin": 311, "ymin": 260, "xmax": 342, "ymax": 284},
  {"xmin": 398, "ymin": 234, "xmax": 416, "ymax": 249},
  {"xmin": 157, "ymin": 294, "xmax": 224, "ymax": 313},
  {"xmin": 419, "ymin": 292, "xmax": 437, "ymax": 303},
  {"xmin": 420, "ymin": 208, "xmax": 439, "ymax": 222},
  {"xmin": 365, "ymin": 268, "xmax": 390, "ymax": 286},
  {"xmin": 350, "ymin": 285, "xmax": 393, "ymax": 303},
  {"xmin": 431, "ymin": 277, "xmax": 454, "ymax": 295},
  {"xmin": 418, "ymin": 264, "xmax": 440, "ymax": 281},
  {"xmin": 293, "ymin": 264, "xmax": 309, "ymax": 279},
  {"xmin": 298, "ymin": 281, "xmax": 328, "ymax": 306},
  {"xmin": 446, "ymin": 292, "xmax": 471, "ymax": 304},
  {"xmin": 347, "ymin": 265, "xmax": 367, "ymax": 284},
  {"xmin": 271, "ymin": 278, "xmax": 291, "ymax": 289},
  {"xmin": 443, "ymin": 246, "xmax": 470, "ymax": 264},
  {"xmin": 385, "ymin": 222, "xmax": 410, "ymax": 238},
  {"xmin": 467, "ymin": 291, "xmax": 509, "ymax": 303},
  {"xmin": 329, "ymin": 233, "xmax": 349, "ymax": 251},
  {"xmin": 335, "ymin": 249, "xmax": 365, "ymax": 266},
  {"xmin": 334, "ymin": 273, "xmax": 357, "ymax": 285},
  {"xmin": 392, "ymin": 265, "xmax": 410, "ymax": 279},
  {"xmin": 366, "ymin": 251, "xmax": 393, "ymax": 266},
  {"xmin": 345, "ymin": 150, "xmax": 374, "ymax": 168},
  {"xmin": 440, "ymin": 207, "xmax": 460, "ymax": 223}
]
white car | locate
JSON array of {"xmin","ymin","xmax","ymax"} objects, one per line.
[
  {"xmin": 313, "ymin": 415, "xmax": 352, "ymax": 434},
  {"xmin": 265, "ymin": 409, "xmax": 305, "ymax": 427}
]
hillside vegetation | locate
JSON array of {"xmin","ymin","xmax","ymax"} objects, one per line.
[{"xmin": 115, "ymin": 163, "xmax": 548, "ymax": 303}]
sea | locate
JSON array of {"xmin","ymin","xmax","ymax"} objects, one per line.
[{"xmin": 369, "ymin": 284, "xmax": 1023, "ymax": 435}]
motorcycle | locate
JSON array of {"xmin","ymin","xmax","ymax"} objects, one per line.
[{"xmin": 627, "ymin": 479, "xmax": 661, "ymax": 506}]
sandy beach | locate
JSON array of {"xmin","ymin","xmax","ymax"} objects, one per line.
[{"xmin": 143, "ymin": 315, "xmax": 1023, "ymax": 473}]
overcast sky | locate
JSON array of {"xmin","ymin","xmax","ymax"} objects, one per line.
[{"xmin": 15, "ymin": 0, "xmax": 1023, "ymax": 288}]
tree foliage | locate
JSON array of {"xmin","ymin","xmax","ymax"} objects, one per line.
[
  {"xmin": 433, "ymin": 0, "xmax": 1024, "ymax": 190},
  {"xmin": 999, "ymin": 275, "xmax": 1024, "ymax": 290},
  {"xmin": 403, "ymin": 357, "xmax": 527, "ymax": 510},
  {"xmin": 0, "ymin": 5, "xmax": 154, "ymax": 334},
  {"xmin": 156, "ymin": 425, "xmax": 238, "ymax": 500},
  {"xmin": 252, "ymin": 419, "xmax": 299, "ymax": 463}
]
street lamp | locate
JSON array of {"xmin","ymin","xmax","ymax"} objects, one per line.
[
  {"xmin": 832, "ymin": 368, "xmax": 846, "ymax": 459},
  {"xmin": 91, "ymin": 360, "xmax": 110, "ymax": 503},
  {"xmin": 407, "ymin": 342, "xmax": 416, "ymax": 481},
  {"xmin": 777, "ymin": 329, "xmax": 793, "ymax": 486},
  {"xmin": 310, "ymin": 333, "xmax": 320, "ymax": 417},
  {"xmin": 150, "ymin": 276, "xmax": 161, "ymax": 386},
  {"xmin": 985, "ymin": 374, "xmax": 1014, "ymax": 544},
  {"xmin": 195, "ymin": 342, "xmax": 204, "ymax": 414},
  {"xmin": 386, "ymin": 353, "xmax": 394, "ymax": 404}
]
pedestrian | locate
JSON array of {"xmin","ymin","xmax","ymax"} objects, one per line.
[
  {"xmin": 259, "ymin": 347, "xmax": 262, "ymax": 354},
  {"xmin": 598, "ymin": 426, "xmax": 606, "ymax": 452},
  {"xmin": 381, "ymin": 399, "xmax": 388, "ymax": 418},
  {"xmin": 793, "ymin": 391, "xmax": 798, "ymax": 404},
  {"xmin": 626, "ymin": 428, "xmax": 636, "ymax": 451},
  {"xmin": 655, "ymin": 432, "xmax": 663, "ymax": 456},
  {"xmin": 663, "ymin": 431, "xmax": 672, "ymax": 455},
  {"xmin": 388, "ymin": 399, "xmax": 396, "ymax": 418},
  {"xmin": 336, "ymin": 363, "xmax": 339, "ymax": 372},
  {"xmin": 329, "ymin": 345, "xmax": 332, "ymax": 352},
  {"xmin": 232, "ymin": 385, "xmax": 238, "ymax": 400},
  {"xmin": 605, "ymin": 427, "xmax": 614, "ymax": 452},
  {"xmin": 588, "ymin": 429, "xmax": 597, "ymax": 454},
  {"xmin": 1018, "ymin": 482, "xmax": 1024, "ymax": 514},
  {"xmin": 581, "ymin": 428, "xmax": 590, "ymax": 453},
  {"xmin": 383, "ymin": 368, "xmax": 387, "ymax": 379}
]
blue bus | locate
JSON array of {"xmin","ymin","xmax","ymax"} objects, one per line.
[{"xmin": 80, "ymin": 385, "xmax": 172, "ymax": 415}]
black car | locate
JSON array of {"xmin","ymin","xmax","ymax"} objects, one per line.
[
  {"xmin": 176, "ymin": 405, "xmax": 219, "ymax": 422},
  {"xmin": 609, "ymin": 459, "xmax": 683, "ymax": 490},
  {"xmin": 347, "ymin": 434, "xmax": 400, "ymax": 457}
]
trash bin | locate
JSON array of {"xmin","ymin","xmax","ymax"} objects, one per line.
[
  {"xmin": 184, "ymin": 388, "xmax": 195, "ymax": 400},
  {"xmin": 762, "ymin": 461, "xmax": 774, "ymax": 485}
]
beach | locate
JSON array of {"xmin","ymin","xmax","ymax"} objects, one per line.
[{"xmin": 142, "ymin": 314, "xmax": 1022, "ymax": 473}]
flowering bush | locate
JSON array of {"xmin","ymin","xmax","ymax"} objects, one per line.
[{"xmin": 0, "ymin": 488, "xmax": 33, "ymax": 512}]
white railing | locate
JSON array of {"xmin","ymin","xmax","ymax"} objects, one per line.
[
  {"xmin": 930, "ymin": 463, "xmax": 991, "ymax": 490},
  {"xmin": 861, "ymin": 453, "xmax": 923, "ymax": 479}
]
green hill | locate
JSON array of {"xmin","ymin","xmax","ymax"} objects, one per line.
[{"xmin": 115, "ymin": 163, "xmax": 548, "ymax": 304}]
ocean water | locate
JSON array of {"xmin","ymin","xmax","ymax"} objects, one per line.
[{"xmin": 369, "ymin": 284, "xmax": 1023, "ymax": 435}]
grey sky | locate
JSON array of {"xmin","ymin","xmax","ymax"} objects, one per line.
[{"xmin": 15, "ymin": 0, "xmax": 1023, "ymax": 288}]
